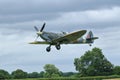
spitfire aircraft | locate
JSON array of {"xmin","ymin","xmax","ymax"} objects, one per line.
[{"xmin": 29, "ymin": 23, "xmax": 98, "ymax": 52}]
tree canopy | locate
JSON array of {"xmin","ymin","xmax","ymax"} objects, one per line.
[
  {"xmin": 113, "ymin": 66, "xmax": 120, "ymax": 75},
  {"xmin": 28, "ymin": 72, "xmax": 40, "ymax": 78},
  {"xmin": 74, "ymin": 47, "xmax": 113, "ymax": 76},
  {"xmin": 43, "ymin": 64, "xmax": 61, "ymax": 78},
  {"xmin": 11, "ymin": 69, "xmax": 28, "ymax": 79},
  {"xmin": 0, "ymin": 69, "xmax": 10, "ymax": 79}
]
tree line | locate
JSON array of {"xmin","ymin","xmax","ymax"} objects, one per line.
[
  {"xmin": 0, "ymin": 64, "xmax": 76, "ymax": 79},
  {"xmin": 0, "ymin": 47, "xmax": 120, "ymax": 79}
]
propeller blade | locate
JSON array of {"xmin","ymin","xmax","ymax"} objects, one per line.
[
  {"xmin": 35, "ymin": 35, "xmax": 39, "ymax": 41},
  {"xmin": 40, "ymin": 23, "xmax": 46, "ymax": 32},
  {"xmin": 34, "ymin": 26, "xmax": 39, "ymax": 32}
]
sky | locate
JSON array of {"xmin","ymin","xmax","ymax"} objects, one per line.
[{"xmin": 0, "ymin": 0, "xmax": 120, "ymax": 73}]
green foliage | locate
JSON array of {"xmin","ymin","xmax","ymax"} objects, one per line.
[
  {"xmin": 11, "ymin": 69, "xmax": 28, "ymax": 79},
  {"xmin": 28, "ymin": 71, "xmax": 45, "ymax": 78},
  {"xmin": 28, "ymin": 72, "xmax": 40, "ymax": 78},
  {"xmin": 43, "ymin": 72, "xmax": 51, "ymax": 78},
  {"xmin": 62, "ymin": 72, "xmax": 76, "ymax": 77},
  {"xmin": 39, "ymin": 71, "xmax": 45, "ymax": 78},
  {"xmin": 43, "ymin": 64, "xmax": 60, "ymax": 78},
  {"xmin": 74, "ymin": 47, "xmax": 113, "ymax": 76},
  {"xmin": 113, "ymin": 66, "xmax": 120, "ymax": 75},
  {"xmin": 0, "ymin": 69, "xmax": 10, "ymax": 79},
  {"xmin": 51, "ymin": 73, "xmax": 60, "ymax": 78}
]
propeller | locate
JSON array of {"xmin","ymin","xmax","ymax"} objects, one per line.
[
  {"xmin": 35, "ymin": 35, "xmax": 39, "ymax": 41},
  {"xmin": 34, "ymin": 26, "xmax": 39, "ymax": 32},
  {"xmin": 34, "ymin": 23, "xmax": 46, "ymax": 41},
  {"xmin": 40, "ymin": 23, "xmax": 45, "ymax": 32}
]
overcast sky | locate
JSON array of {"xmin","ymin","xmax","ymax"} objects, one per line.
[{"xmin": 0, "ymin": 0, "xmax": 120, "ymax": 73}]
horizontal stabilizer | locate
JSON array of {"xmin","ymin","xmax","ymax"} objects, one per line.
[{"xmin": 91, "ymin": 37, "xmax": 99, "ymax": 40}]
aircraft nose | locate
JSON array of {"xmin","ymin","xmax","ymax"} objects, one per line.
[{"xmin": 37, "ymin": 32, "xmax": 42, "ymax": 35}]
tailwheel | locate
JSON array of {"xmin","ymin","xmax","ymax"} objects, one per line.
[
  {"xmin": 89, "ymin": 44, "xmax": 92, "ymax": 46},
  {"xmin": 46, "ymin": 45, "xmax": 51, "ymax": 52},
  {"xmin": 55, "ymin": 43, "xmax": 61, "ymax": 50}
]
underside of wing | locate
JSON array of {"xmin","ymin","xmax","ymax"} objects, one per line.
[
  {"xmin": 29, "ymin": 41, "xmax": 50, "ymax": 44},
  {"xmin": 52, "ymin": 30, "xmax": 87, "ymax": 44}
]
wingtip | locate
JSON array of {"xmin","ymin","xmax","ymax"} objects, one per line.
[
  {"xmin": 81, "ymin": 30, "xmax": 87, "ymax": 34},
  {"xmin": 29, "ymin": 42, "xmax": 38, "ymax": 44},
  {"xmin": 29, "ymin": 42, "xmax": 34, "ymax": 44}
]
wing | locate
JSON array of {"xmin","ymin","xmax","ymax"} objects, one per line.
[
  {"xmin": 29, "ymin": 41, "xmax": 50, "ymax": 44},
  {"xmin": 52, "ymin": 30, "xmax": 87, "ymax": 44},
  {"xmin": 29, "ymin": 30, "xmax": 87, "ymax": 45}
]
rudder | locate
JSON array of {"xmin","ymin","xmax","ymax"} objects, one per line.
[{"xmin": 86, "ymin": 31, "xmax": 98, "ymax": 43}]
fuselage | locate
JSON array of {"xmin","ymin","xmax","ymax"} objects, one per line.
[
  {"xmin": 37, "ymin": 31, "xmax": 93, "ymax": 44},
  {"xmin": 40, "ymin": 31, "xmax": 65, "ymax": 42}
]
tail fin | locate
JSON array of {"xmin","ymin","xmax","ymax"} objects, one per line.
[
  {"xmin": 86, "ymin": 31, "xmax": 98, "ymax": 42},
  {"xmin": 86, "ymin": 31, "xmax": 93, "ymax": 40}
]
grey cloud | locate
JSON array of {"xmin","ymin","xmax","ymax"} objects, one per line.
[
  {"xmin": 0, "ymin": 0, "xmax": 120, "ymax": 23},
  {"xmin": 0, "ymin": 13, "xmax": 61, "ymax": 23},
  {"xmin": 1, "ymin": 6, "xmax": 120, "ymax": 31},
  {"xmin": 0, "ymin": 0, "xmax": 120, "ymax": 14}
]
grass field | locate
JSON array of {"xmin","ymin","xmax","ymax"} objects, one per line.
[
  {"xmin": 7, "ymin": 75, "xmax": 120, "ymax": 80},
  {"xmin": 8, "ymin": 78, "xmax": 120, "ymax": 80},
  {"xmin": 104, "ymin": 78, "xmax": 120, "ymax": 80}
]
